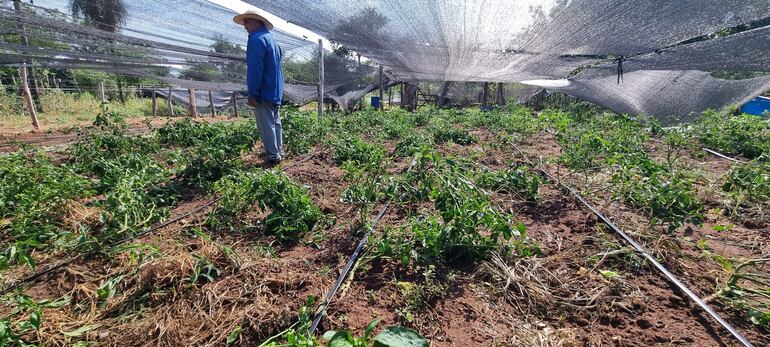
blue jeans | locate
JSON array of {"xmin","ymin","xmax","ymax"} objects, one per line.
[{"xmin": 254, "ymin": 102, "xmax": 283, "ymax": 160}]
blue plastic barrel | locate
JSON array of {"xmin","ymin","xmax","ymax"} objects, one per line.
[
  {"xmin": 741, "ymin": 96, "xmax": 770, "ymax": 116},
  {"xmin": 371, "ymin": 96, "xmax": 381, "ymax": 109}
]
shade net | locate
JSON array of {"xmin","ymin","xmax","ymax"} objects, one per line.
[
  {"xmin": 0, "ymin": 0, "xmax": 383, "ymax": 106},
  {"xmin": 549, "ymin": 68, "xmax": 770, "ymax": 124},
  {"xmin": 3, "ymin": 0, "xmax": 770, "ymax": 119},
  {"xmin": 248, "ymin": 0, "xmax": 770, "ymax": 118}
]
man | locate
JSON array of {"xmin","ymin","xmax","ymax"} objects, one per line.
[{"xmin": 234, "ymin": 10, "xmax": 284, "ymax": 166}]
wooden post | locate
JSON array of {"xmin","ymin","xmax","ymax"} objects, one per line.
[
  {"xmin": 98, "ymin": 82, "xmax": 107, "ymax": 112},
  {"xmin": 151, "ymin": 88, "xmax": 158, "ymax": 117},
  {"xmin": 388, "ymin": 84, "xmax": 393, "ymax": 108},
  {"xmin": 232, "ymin": 92, "xmax": 239, "ymax": 118},
  {"xmin": 188, "ymin": 88, "xmax": 197, "ymax": 117},
  {"xmin": 53, "ymin": 77, "xmax": 59, "ymax": 89},
  {"xmin": 167, "ymin": 87, "xmax": 175, "ymax": 116},
  {"xmin": 378, "ymin": 65, "xmax": 384, "ymax": 111},
  {"xmin": 317, "ymin": 39, "xmax": 324, "ymax": 117},
  {"xmin": 19, "ymin": 66, "xmax": 40, "ymax": 130},
  {"xmin": 496, "ymin": 82, "xmax": 506, "ymax": 106},
  {"xmin": 482, "ymin": 82, "xmax": 489, "ymax": 108},
  {"xmin": 208, "ymin": 90, "xmax": 216, "ymax": 116},
  {"xmin": 117, "ymin": 81, "xmax": 125, "ymax": 103}
]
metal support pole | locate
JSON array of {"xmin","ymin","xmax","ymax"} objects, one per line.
[
  {"xmin": 378, "ymin": 65, "xmax": 384, "ymax": 111},
  {"xmin": 482, "ymin": 82, "xmax": 489, "ymax": 108},
  {"xmin": 317, "ymin": 39, "xmax": 325, "ymax": 117},
  {"xmin": 19, "ymin": 66, "xmax": 40, "ymax": 130},
  {"xmin": 209, "ymin": 90, "xmax": 216, "ymax": 116}
]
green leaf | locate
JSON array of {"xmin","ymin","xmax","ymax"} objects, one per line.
[
  {"xmin": 327, "ymin": 331, "xmax": 355, "ymax": 347},
  {"xmin": 372, "ymin": 326, "xmax": 428, "ymax": 347},
  {"xmin": 226, "ymin": 324, "xmax": 242, "ymax": 345},
  {"xmin": 599, "ymin": 270, "xmax": 620, "ymax": 280},
  {"xmin": 62, "ymin": 324, "xmax": 102, "ymax": 337},
  {"xmin": 364, "ymin": 319, "xmax": 380, "ymax": 341}
]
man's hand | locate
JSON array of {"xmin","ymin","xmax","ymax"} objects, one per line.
[{"xmin": 247, "ymin": 97, "xmax": 257, "ymax": 107}]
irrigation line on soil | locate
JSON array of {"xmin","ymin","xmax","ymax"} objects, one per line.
[
  {"xmin": 308, "ymin": 202, "xmax": 392, "ymax": 335},
  {"xmin": 510, "ymin": 143, "xmax": 755, "ymax": 347},
  {"xmin": 702, "ymin": 148, "xmax": 748, "ymax": 163},
  {"xmin": 307, "ymin": 154, "xmax": 420, "ymax": 335},
  {"xmin": 0, "ymin": 150, "xmax": 320, "ymax": 296}
]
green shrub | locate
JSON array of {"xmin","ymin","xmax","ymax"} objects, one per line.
[
  {"xmin": 475, "ymin": 164, "xmax": 540, "ymax": 201},
  {"xmin": 209, "ymin": 170, "xmax": 321, "ymax": 242},
  {"xmin": 690, "ymin": 109, "xmax": 770, "ymax": 159}
]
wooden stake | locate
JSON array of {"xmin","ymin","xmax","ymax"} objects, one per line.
[
  {"xmin": 151, "ymin": 88, "xmax": 158, "ymax": 117},
  {"xmin": 208, "ymin": 90, "xmax": 216, "ymax": 116},
  {"xmin": 98, "ymin": 82, "xmax": 107, "ymax": 112},
  {"xmin": 167, "ymin": 87, "xmax": 175, "ymax": 116},
  {"xmin": 232, "ymin": 92, "xmax": 239, "ymax": 118},
  {"xmin": 53, "ymin": 77, "xmax": 59, "ymax": 89},
  {"xmin": 378, "ymin": 65, "xmax": 384, "ymax": 111},
  {"xmin": 188, "ymin": 88, "xmax": 197, "ymax": 117},
  {"xmin": 11, "ymin": 74, "xmax": 17, "ymax": 86},
  {"xmin": 19, "ymin": 66, "xmax": 40, "ymax": 130},
  {"xmin": 482, "ymin": 82, "xmax": 489, "ymax": 108},
  {"xmin": 317, "ymin": 39, "xmax": 325, "ymax": 117}
]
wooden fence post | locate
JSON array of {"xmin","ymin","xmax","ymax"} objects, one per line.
[
  {"xmin": 232, "ymin": 92, "xmax": 239, "ymax": 118},
  {"xmin": 209, "ymin": 90, "xmax": 215, "ymax": 116},
  {"xmin": 317, "ymin": 39, "xmax": 324, "ymax": 117},
  {"xmin": 98, "ymin": 82, "xmax": 107, "ymax": 112},
  {"xmin": 167, "ymin": 87, "xmax": 175, "ymax": 116},
  {"xmin": 378, "ymin": 65, "xmax": 384, "ymax": 111},
  {"xmin": 188, "ymin": 88, "xmax": 197, "ymax": 117},
  {"xmin": 152, "ymin": 88, "xmax": 159, "ymax": 116},
  {"xmin": 19, "ymin": 66, "xmax": 40, "ymax": 130},
  {"xmin": 482, "ymin": 82, "xmax": 489, "ymax": 108}
]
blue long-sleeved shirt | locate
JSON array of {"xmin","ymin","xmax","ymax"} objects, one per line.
[{"xmin": 247, "ymin": 28, "xmax": 283, "ymax": 105}]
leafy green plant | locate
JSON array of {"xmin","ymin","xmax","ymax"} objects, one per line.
[
  {"xmin": 209, "ymin": 170, "xmax": 321, "ymax": 242},
  {"xmin": 394, "ymin": 132, "xmax": 433, "ymax": 158},
  {"xmin": 718, "ymin": 259, "xmax": 770, "ymax": 331},
  {"xmin": 282, "ymin": 111, "xmax": 330, "ymax": 155},
  {"xmin": 0, "ymin": 151, "xmax": 93, "ymax": 270},
  {"xmin": 0, "ymin": 294, "xmax": 70, "ymax": 346},
  {"xmin": 431, "ymin": 123, "xmax": 477, "ymax": 145},
  {"xmin": 613, "ymin": 161, "xmax": 703, "ymax": 232},
  {"xmin": 722, "ymin": 156, "xmax": 770, "ymax": 216},
  {"xmin": 378, "ymin": 153, "xmax": 539, "ymax": 266},
  {"xmin": 689, "ymin": 109, "xmax": 770, "ymax": 160},
  {"xmin": 323, "ymin": 320, "xmax": 429, "ymax": 347},
  {"xmin": 475, "ymin": 164, "xmax": 540, "ymax": 201},
  {"xmin": 332, "ymin": 136, "xmax": 386, "ymax": 168}
]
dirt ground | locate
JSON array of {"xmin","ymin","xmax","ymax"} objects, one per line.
[{"xmin": 1, "ymin": 126, "xmax": 767, "ymax": 346}]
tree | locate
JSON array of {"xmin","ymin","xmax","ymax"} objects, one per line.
[{"xmin": 69, "ymin": 0, "xmax": 127, "ymax": 33}]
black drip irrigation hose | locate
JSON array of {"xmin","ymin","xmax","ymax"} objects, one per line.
[
  {"xmin": 0, "ymin": 150, "xmax": 320, "ymax": 296},
  {"xmin": 510, "ymin": 143, "xmax": 754, "ymax": 347},
  {"xmin": 308, "ymin": 202, "xmax": 391, "ymax": 335},
  {"xmin": 307, "ymin": 155, "xmax": 419, "ymax": 335}
]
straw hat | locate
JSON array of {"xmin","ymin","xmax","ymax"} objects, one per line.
[{"xmin": 233, "ymin": 10, "xmax": 274, "ymax": 30}]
